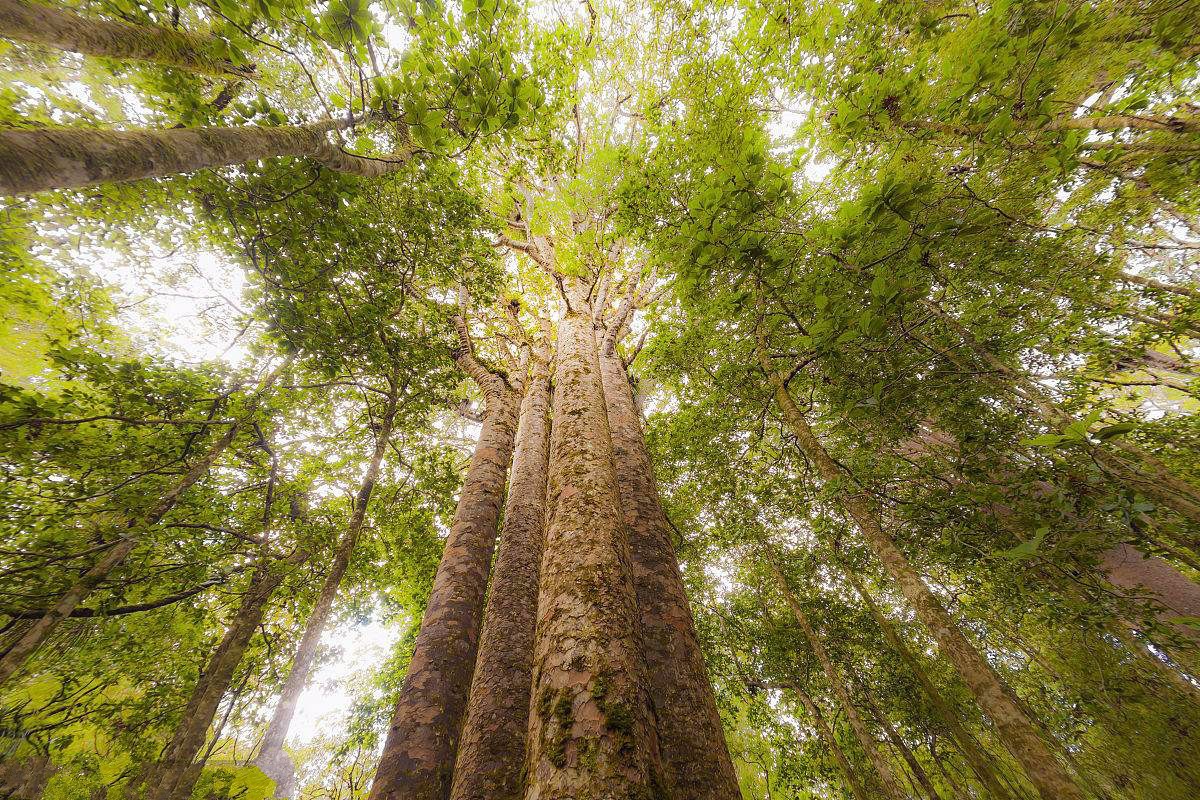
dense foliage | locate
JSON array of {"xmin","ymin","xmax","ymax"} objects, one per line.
[{"xmin": 2, "ymin": 0, "xmax": 1199, "ymax": 798}]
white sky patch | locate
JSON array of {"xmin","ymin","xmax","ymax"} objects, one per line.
[{"xmin": 287, "ymin": 614, "xmax": 404, "ymax": 747}]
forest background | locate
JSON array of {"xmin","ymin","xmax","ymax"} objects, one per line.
[{"xmin": 2, "ymin": 0, "xmax": 1200, "ymax": 799}]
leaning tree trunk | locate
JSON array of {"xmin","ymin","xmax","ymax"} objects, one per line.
[
  {"xmin": 369, "ymin": 387, "xmax": 520, "ymax": 800},
  {"xmin": 755, "ymin": 328, "xmax": 1086, "ymax": 800},
  {"xmin": 450, "ymin": 349, "xmax": 552, "ymax": 800},
  {"xmin": 256, "ymin": 392, "xmax": 399, "ymax": 799},
  {"xmin": 138, "ymin": 560, "xmax": 287, "ymax": 800},
  {"xmin": 840, "ymin": 567, "xmax": 1018, "ymax": 800},
  {"xmin": 0, "ymin": 120, "xmax": 409, "ymax": 195},
  {"xmin": 597, "ymin": 348, "xmax": 742, "ymax": 800},
  {"xmin": 789, "ymin": 681, "xmax": 873, "ymax": 800},
  {"xmin": 0, "ymin": 420, "xmax": 242, "ymax": 688},
  {"xmin": 0, "ymin": 0, "xmax": 252, "ymax": 76},
  {"xmin": 523, "ymin": 291, "xmax": 664, "ymax": 799},
  {"xmin": 768, "ymin": 561, "xmax": 905, "ymax": 800}
]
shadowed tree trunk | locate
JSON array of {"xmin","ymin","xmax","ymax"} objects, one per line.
[
  {"xmin": 597, "ymin": 346, "xmax": 742, "ymax": 800},
  {"xmin": 256, "ymin": 388, "xmax": 401, "ymax": 799},
  {"xmin": 789, "ymin": 681, "xmax": 872, "ymax": 800},
  {"xmin": 0, "ymin": 0, "xmax": 253, "ymax": 76},
  {"xmin": 0, "ymin": 121, "xmax": 410, "ymax": 195},
  {"xmin": 450, "ymin": 345, "xmax": 552, "ymax": 800},
  {"xmin": 523, "ymin": 284, "xmax": 663, "ymax": 799},
  {"xmin": 840, "ymin": 567, "xmax": 1018, "ymax": 800},
  {"xmin": 138, "ymin": 559, "xmax": 290, "ymax": 800},
  {"xmin": 1101, "ymin": 543, "xmax": 1200, "ymax": 643},
  {"xmin": 755, "ymin": 320, "xmax": 1086, "ymax": 800},
  {"xmin": 767, "ymin": 559, "xmax": 905, "ymax": 800},
  {"xmin": 370, "ymin": 327, "xmax": 521, "ymax": 800},
  {"xmin": 0, "ymin": 360, "xmax": 287, "ymax": 688}
]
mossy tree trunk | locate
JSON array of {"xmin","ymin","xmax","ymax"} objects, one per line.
[
  {"xmin": 0, "ymin": 121, "xmax": 409, "ymax": 195},
  {"xmin": 523, "ymin": 284, "xmax": 664, "ymax": 799},
  {"xmin": 597, "ymin": 347, "xmax": 741, "ymax": 800},
  {"xmin": 0, "ymin": 0, "xmax": 252, "ymax": 76},
  {"xmin": 370, "ymin": 356, "xmax": 520, "ymax": 800},
  {"xmin": 450, "ymin": 346, "xmax": 552, "ymax": 800}
]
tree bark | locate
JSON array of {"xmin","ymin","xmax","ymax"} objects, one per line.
[
  {"xmin": 450, "ymin": 348, "xmax": 552, "ymax": 800},
  {"xmin": 755, "ymin": 326, "xmax": 1086, "ymax": 800},
  {"xmin": 1101, "ymin": 543, "xmax": 1200, "ymax": 644},
  {"xmin": 370, "ymin": 385, "xmax": 520, "ymax": 800},
  {"xmin": 0, "ymin": 121, "xmax": 409, "ymax": 195},
  {"xmin": 790, "ymin": 681, "xmax": 873, "ymax": 800},
  {"xmin": 841, "ymin": 568, "xmax": 1017, "ymax": 800},
  {"xmin": 138, "ymin": 561, "xmax": 286, "ymax": 800},
  {"xmin": 523, "ymin": 293, "xmax": 663, "ymax": 800},
  {"xmin": 597, "ymin": 349, "xmax": 741, "ymax": 800},
  {"xmin": 768, "ymin": 561, "xmax": 905, "ymax": 800},
  {"xmin": 0, "ymin": 0, "xmax": 251, "ymax": 76},
  {"xmin": 256, "ymin": 392, "xmax": 401, "ymax": 799}
]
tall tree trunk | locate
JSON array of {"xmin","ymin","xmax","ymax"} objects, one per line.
[
  {"xmin": 597, "ymin": 349, "xmax": 741, "ymax": 800},
  {"xmin": 370, "ymin": 387, "xmax": 520, "ymax": 800},
  {"xmin": 755, "ymin": 326, "xmax": 1086, "ymax": 800},
  {"xmin": 768, "ymin": 561, "xmax": 905, "ymax": 800},
  {"xmin": 1101, "ymin": 543, "xmax": 1200, "ymax": 644},
  {"xmin": 523, "ymin": 292, "xmax": 663, "ymax": 800},
  {"xmin": 138, "ymin": 561, "xmax": 286, "ymax": 800},
  {"xmin": 450, "ymin": 349, "xmax": 552, "ymax": 800},
  {"xmin": 256, "ymin": 392, "xmax": 401, "ymax": 799},
  {"xmin": 840, "ymin": 568, "xmax": 1018, "ymax": 800},
  {"xmin": 790, "ymin": 681, "xmax": 873, "ymax": 800},
  {"xmin": 0, "ymin": 121, "xmax": 409, "ymax": 195},
  {"xmin": 0, "ymin": 0, "xmax": 251, "ymax": 76},
  {"xmin": 0, "ymin": 360, "xmax": 286, "ymax": 688}
]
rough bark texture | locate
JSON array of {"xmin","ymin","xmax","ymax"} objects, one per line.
[
  {"xmin": 256, "ymin": 395, "xmax": 398, "ymax": 799},
  {"xmin": 1102, "ymin": 543, "xmax": 1200, "ymax": 644},
  {"xmin": 842, "ymin": 568, "xmax": 1017, "ymax": 800},
  {"xmin": 0, "ymin": 121, "xmax": 408, "ymax": 195},
  {"xmin": 370, "ymin": 389, "xmax": 520, "ymax": 800},
  {"xmin": 0, "ymin": 420, "xmax": 242, "ymax": 687},
  {"xmin": 524, "ymin": 300, "xmax": 662, "ymax": 800},
  {"xmin": 0, "ymin": 0, "xmax": 250, "ymax": 76},
  {"xmin": 756, "ymin": 332, "xmax": 1085, "ymax": 800},
  {"xmin": 790, "ymin": 682, "xmax": 872, "ymax": 800},
  {"xmin": 138, "ymin": 562, "xmax": 284, "ymax": 800},
  {"xmin": 597, "ymin": 349, "xmax": 741, "ymax": 800},
  {"xmin": 450, "ymin": 352, "xmax": 552, "ymax": 800},
  {"xmin": 769, "ymin": 562, "xmax": 904, "ymax": 800}
]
